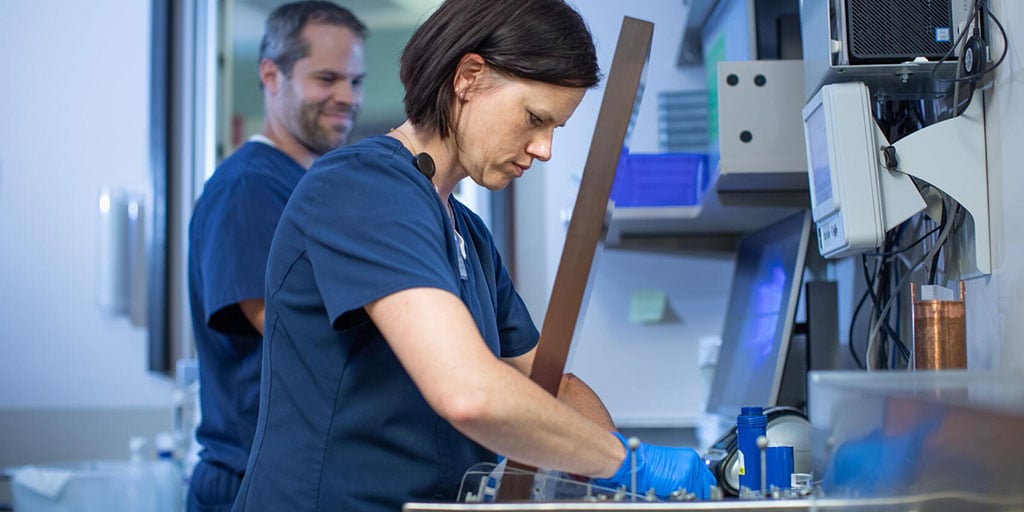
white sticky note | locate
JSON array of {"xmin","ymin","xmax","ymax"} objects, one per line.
[{"xmin": 629, "ymin": 289, "xmax": 667, "ymax": 324}]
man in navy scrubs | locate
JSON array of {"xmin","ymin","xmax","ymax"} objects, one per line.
[{"xmin": 186, "ymin": 2, "xmax": 366, "ymax": 510}]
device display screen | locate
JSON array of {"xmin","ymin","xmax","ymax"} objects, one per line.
[{"xmin": 805, "ymin": 104, "xmax": 833, "ymax": 209}]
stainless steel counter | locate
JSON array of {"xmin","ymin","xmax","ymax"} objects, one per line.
[{"xmin": 404, "ymin": 493, "xmax": 1024, "ymax": 512}]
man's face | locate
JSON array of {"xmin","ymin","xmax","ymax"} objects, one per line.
[{"xmin": 276, "ymin": 23, "xmax": 366, "ymax": 155}]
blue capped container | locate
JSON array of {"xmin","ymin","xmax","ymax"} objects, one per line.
[
  {"xmin": 765, "ymin": 445, "xmax": 794, "ymax": 490},
  {"xmin": 736, "ymin": 406, "xmax": 768, "ymax": 494}
]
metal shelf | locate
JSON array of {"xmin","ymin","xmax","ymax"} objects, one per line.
[{"xmin": 606, "ymin": 188, "xmax": 804, "ymax": 251}]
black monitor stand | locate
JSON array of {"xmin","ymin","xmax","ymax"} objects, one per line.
[{"xmin": 778, "ymin": 280, "xmax": 840, "ymax": 413}]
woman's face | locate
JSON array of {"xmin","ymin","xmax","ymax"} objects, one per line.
[{"xmin": 453, "ymin": 72, "xmax": 586, "ymax": 190}]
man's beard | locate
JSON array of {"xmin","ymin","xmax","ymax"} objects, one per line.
[{"xmin": 298, "ymin": 101, "xmax": 357, "ymax": 156}]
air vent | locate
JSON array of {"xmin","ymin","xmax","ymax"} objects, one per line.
[
  {"xmin": 658, "ymin": 90, "xmax": 709, "ymax": 154},
  {"xmin": 847, "ymin": 0, "xmax": 954, "ymax": 63}
]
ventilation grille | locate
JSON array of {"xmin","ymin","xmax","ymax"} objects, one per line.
[
  {"xmin": 847, "ymin": 0, "xmax": 954, "ymax": 63},
  {"xmin": 658, "ymin": 90, "xmax": 709, "ymax": 154}
]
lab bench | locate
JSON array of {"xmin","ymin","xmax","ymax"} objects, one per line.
[{"xmin": 407, "ymin": 370, "xmax": 1024, "ymax": 512}]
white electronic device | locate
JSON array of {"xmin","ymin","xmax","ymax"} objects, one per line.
[
  {"xmin": 801, "ymin": 80, "xmax": 990, "ymax": 277},
  {"xmin": 801, "ymin": 82, "xmax": 925, "ymax": 260},
  {"xmin": 802, "ymin": 83, "xmax": 883, "ymax": 258}
]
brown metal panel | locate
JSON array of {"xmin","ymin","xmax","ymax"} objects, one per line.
[
  {"xmin": 497, "ymin": 16, "xmax": 653, "ymax": 501},
  {"xmin": 530, "ymin": 15, "xmax": 653, "ymax": 394}
]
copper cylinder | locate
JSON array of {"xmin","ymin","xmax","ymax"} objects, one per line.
[{"xmin": 912, "ymin": 282, "xmax": 967, "ymax": 370}]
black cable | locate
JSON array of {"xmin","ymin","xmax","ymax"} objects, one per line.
[
  {"xmin": 932, "ymin": 0, "xmax": 1009, "ymax": 85},
  {"xmin": 949, "ymin": 80, "xmax": 978, "ymax": 117},
  {"xmin": 981, "ymin": 3, "xmax": 1009, "ymax": 76},
  {"xmin": 891, "ymin": 263, "xmax": 909, "ymax": 369},
  {"xmin": 879, "ymin": 230, "xmax": 911, "ymax": 365},
  {"xmin": 852, "ymin": 220, "xmax": 915, "ymax": 369},
  {"xmin": 880, "ymin": 302, "xmax": 911, "ymax": 363},
  {"xmin": 928, "ymin": 247, "xmax": 943, "ymax": 285},
  {"xmin": 862, "ymin": 254, "xmax": 889, "ymax": 368},
  {"xmin": 867, "ymin": 224, "xmax": 941, "ymax": 257},
  {"xmin": 883, "ymin": 318, "xmax": 911, "ymax": 363},
  {"xmin": 860, "ymin": 254, "xmax": 881, "ymax": 368},
  {"xmin": 907, "ymin": 99, "xmax": 926, "ymax": 131},
  {"xmin": 927, "ymin": 201, "xmax": 951, "ymax": 284},
  {"xmin": 862, "ymin": 246, "xmax": 911, "ymax": 367},
  {"xmin": 928, "ymin": 202, "xmax": 965, "ymax": 285},
  {"xmin": 955, "ymin": 1, "xmax": 1008, "ymax": 82},
  {"xmin": 882, "ymin": 230, "xmax": 900, "ymax": 367},
  {"xmin": 848, "ymin": 289, "xmax": 868, "ymax": 369},
  {"xmin": 856, "ymin": 213, "xmax": 941, "ymax": 368},
  {"xmin": 930, "ymin": 0, "xmax": 982, "ymax": 83},
  {"xmin": 874, "ymin": 99, "xmax": 929, "ymax": 143}
]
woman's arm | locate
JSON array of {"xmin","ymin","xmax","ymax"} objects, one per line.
[{"xmin": 365, "ymin": 286, "xmax": 624, "ymax": 478}]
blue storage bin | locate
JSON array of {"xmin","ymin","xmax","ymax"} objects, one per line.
[{"xmin": 610, "ymin": 151, "xmax": 708, "ymax": 207}]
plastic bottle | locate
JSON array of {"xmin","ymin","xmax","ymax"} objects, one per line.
[
  {"xmin": 126, "ymin": 435, "xmax": 156, "ymax": 512},
  {"xmin": 174, "ymin": 358, "xmax": 201, "ymax": 479},
  {"xmin": 736, "ymin": 406, "xmax": 767, "ymax": 496},
  {"xmin": 171, "ymin": 389, "xmax": 188, "ymax": 459},
  {"xmin": 153, "ymin": 431, "xmax": 185, "ymax": 512}
]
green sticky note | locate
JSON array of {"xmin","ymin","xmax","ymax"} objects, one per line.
[{"xmin": 629, "ymin": 289, "xmax": 667, "ymax": 324}]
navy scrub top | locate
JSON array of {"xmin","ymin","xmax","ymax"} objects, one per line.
[
  {"xmin": 188, "ymin": 140, "xmax": 305, "ymax": 474},
  {"xmin": 232, "ymin": 135, "xmax": 539, "ymax": 512}
]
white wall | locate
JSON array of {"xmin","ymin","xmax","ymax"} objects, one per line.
[
  {"xmin": 0, "ymin": 1, "xmax": 174, "ymax": 410},
  {"xmin": 965, "ymin": 1, "xmax": 1024, "ymax": 371},
  {"xmin": 515, "ymin": 0, "xmax": 734, "ymax": 428}
]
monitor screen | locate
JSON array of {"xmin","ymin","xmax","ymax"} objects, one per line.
[
  {"xmin": 705, "ymin": 210, "xmax": 811, "ymax": 418},
  {"xmin": 804, "ymin": 101, "xmax": 833, "ymax": 211}
]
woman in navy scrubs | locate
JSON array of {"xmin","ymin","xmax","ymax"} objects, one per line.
[{"xmin": 231, "ymin": 0, "xmax": 715, "ymax": 510}]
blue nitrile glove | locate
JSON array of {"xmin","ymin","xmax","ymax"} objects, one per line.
[{"xmin": 594, "ymin": 432, "xmax": 717, "ymax": 500}]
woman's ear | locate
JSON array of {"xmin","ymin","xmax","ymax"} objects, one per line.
[{"xmin": 452, "ymin": 53, "xmax": 487, "ymax": 101}]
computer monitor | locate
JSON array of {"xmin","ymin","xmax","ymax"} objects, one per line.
[{"xmin": 705, "ymin": 210, "xmax": 812, "ymax": 418}]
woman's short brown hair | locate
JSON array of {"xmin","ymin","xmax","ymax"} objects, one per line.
[{"xmin": 400, "ymin": 0, "xmax": 601, "ymax": 139}]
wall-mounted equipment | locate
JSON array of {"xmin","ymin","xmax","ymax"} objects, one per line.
[
  {"xmin": 801, "ymin": 81, "xmax": 990, "ymax": 277},
  {"xmin": 716, "ymin": 60, "xmax": 809, "ymax": 207},
  {"xmin": 800, "ymin": 0, "xmax": 975, "ymax": 99},
  {"xmin": 97, "ymin": 187, "xmax": 148, "ymax": 326}
]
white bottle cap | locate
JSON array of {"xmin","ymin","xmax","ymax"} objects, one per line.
[
  {"xmin": 129, "ymin": 435, "xmax": 148, "ymax": 462},
  {"xmin": 155, "ymin": 432, "xmax": 176, "ymax": 457}
]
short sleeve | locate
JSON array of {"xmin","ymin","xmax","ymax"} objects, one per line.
[
  {"xmin": 495, "ymin": 260, "xmax": 538, "ymax": 358},
  {"xmin": 295, "ymin": 148, "xmax": 460, "ymax": 326},
  {"xmin": 197, "ymin": 173, "xmax": 284, "ymax": 335}
]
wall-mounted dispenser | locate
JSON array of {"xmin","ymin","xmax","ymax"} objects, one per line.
[{"xmin": 97, "ymin": 186, "xmax": 147, "ymax": 326}]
